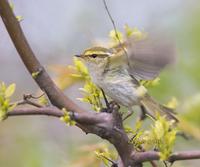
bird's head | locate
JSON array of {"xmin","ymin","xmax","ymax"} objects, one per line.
[
  {"xmin": 75, "ymin": 46, "xmax": 116, "ymax": 72},
  {"xmin": 75, "ymin": 46, "xmax": 112, "ymax": 63}
]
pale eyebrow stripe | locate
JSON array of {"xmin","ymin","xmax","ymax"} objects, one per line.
[{"xmin": 85, "ymin": 50, "xmax": 112, "ymax": 55}]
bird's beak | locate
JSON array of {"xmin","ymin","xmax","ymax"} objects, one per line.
[{"xmin": 74, "ymin": 54, "xmax": 83, "ymax": 58}]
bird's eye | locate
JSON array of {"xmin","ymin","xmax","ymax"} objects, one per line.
[{"xmin": 91, "ymin": 54, "xmax": 97, "ymax": 58}]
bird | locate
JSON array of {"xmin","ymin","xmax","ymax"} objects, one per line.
[{"xmin": 75, "ymin": 34, "xmax": 178, "ymax": 121}]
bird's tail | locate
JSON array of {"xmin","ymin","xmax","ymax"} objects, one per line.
[{"xmin": 141, "ymin": 94, "xmax": 178, "ymax": 122}]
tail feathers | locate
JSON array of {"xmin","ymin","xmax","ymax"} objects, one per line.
[{"xmin": 141, "ymin": 94, "xmax": 178, "ymax": 122}]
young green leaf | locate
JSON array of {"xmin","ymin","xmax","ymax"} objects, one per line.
[{"xmin": 5, "ymin": 83, "xmax": 16, "ymax": 98}]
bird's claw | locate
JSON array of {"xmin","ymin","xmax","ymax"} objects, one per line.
[{"xmin": 100, "ymin": 101, "xmax": 120, "ymax": 113}]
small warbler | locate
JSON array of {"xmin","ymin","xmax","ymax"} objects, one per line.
[{"xmin": 75, "ymin": 35, "xmax": 177, "ymax": 121}]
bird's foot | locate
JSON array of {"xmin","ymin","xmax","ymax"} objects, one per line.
[{"xmin": 100, "ymin": 101, "xmax": 120, "ymax": 113}]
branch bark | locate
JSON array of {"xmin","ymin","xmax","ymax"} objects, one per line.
[
  {"xmin": 132, "ymin": 151, "xmax": 200, "ymax": 163},
  {"xmin": 7, "ymin": 107, "xmax": 63, "ymax": 118}
]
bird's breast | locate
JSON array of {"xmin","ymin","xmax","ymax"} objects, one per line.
[{"xmin": 96, "ymin": 70, "xmax": 145, "ymax": 107}]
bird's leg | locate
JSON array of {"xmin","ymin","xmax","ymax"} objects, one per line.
[
  {"xmin": 107, "ymin": 101, "xmax": 120, "ymax": 113},
  {"xmin": 100, "ymin": 88, "xmax": 111, "ymax": 112},
  {"xmin": 101, "ymin": 88, "xmax": 109, "ymax": 108},
  {"xmin": 99, "ymin": 88, "xmax": 121, "ymax": 113}
]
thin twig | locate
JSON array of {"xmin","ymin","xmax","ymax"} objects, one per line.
[
  {"xmin": 102, "ymin": 0, "xmax": 130, "ymax": 65},
  {"xmin": 101, "ymin": 155, "xmax": 118, "ymax": 166},
  {"xmin": 24, "ymin": 93, "xmax": 45, "ymax": 99},
  {"xmin": 11, "ymin": 99, "xmax": 43, "ymax": 108},
  {"xmin": 7, "ymin": 107, "xmax": 63, "ymax": 118}
]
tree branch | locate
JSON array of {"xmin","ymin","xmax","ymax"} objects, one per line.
[
  {"xmin": 70, "ymin": 107, "xmax": 134, "ymax": 167},
  {"xmin": 7, "ymin": 107, "xmax": 63, "ymax": 118},
  {"xmin": 12, "ymin": 99, "xmax": 44, "ymax": 108},
  {"xmin": 0, "ymin": 0, "xmax": 83, "ymax": 113},
  {"xmin": 132, "ymin": 151, "xmax": 200, "ymax": 163}
]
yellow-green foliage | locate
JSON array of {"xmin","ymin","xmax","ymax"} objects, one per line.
[
  {"xmin": 60, "ymin": 108, "xmax": 76, "ymax": 126},
  {"xmin": 0, "ymin": 82, "xmax": 16, "ymax": 120},
  {"xmin": 140, "ymin": 77, "xmax": 160, "ymax": 88},
  {"xmin": 71, "ymin": 58, "xmax": 103, "ymax": 112},
  {"xmin": 125, "ymin": 120, "xmax": 144, "ymax": 150},
  {"xmin": 69, "ymin": 57, "xmax": 89, "ymax": 80},
  {"xmin": 78, "ymin": 81, "xmax": 103, "ymax": 112},
  {"xmin": 95, "ymin": 146, "xmax": 115, "ymax": 167},
  {"xmin": 109, "ymin": 24, "xmax": 146, "ymax": 45},
  {"xmin": 109, "ymin": 29, "xmax": 123, "ymax": 44},
  {"xmin": 38, "ymin": 95, "xmax": 49, "ymax": 106},
  {"xmin": 69, "ymin": 143, "xmax": 116, "ymax": 167},
  {"xmin": 9, "ymin": 2, "xmax": 23, "ymax": 22},
  {"xmin": 31, "ymin": 71, "xmax": 40, "ymax": 79},
  {"xmin": 165, "ymin": 97, "xmax": 178, "ymax": 109},
  {"xmin": 128, "ymin": 114, "xmax": 177, "ymax": 160},
  {"xmin": 148, "ymin": 114, "xmax": 177, "ymax": 160}
]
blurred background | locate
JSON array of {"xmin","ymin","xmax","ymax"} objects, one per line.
[{"xmin": 1, "ymin": 0, "xmax": 200, "ymax": 166}]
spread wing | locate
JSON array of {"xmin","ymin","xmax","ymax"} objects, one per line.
[{"xmin": 117, "ymin": 34, "xmax": 176, "ymax": 80}]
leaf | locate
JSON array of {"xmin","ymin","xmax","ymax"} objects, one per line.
[
  {"xmin": 149, "ymin": 114, "xmax": 177, "ymax": 160},
  {"xmin": 166, "ymin": 97, "xmax": 178, "ymax": 109},
  {"xmin": 8, "ymin": 103, "xmax": 17, "ymax": 111},
  {"xmin": 0, "ymin": 109, "xmax": 7, "ymax": 121},
  {"xmin": 16, "ymin": 16, "xmax": 23, "ymax": 22},
  {"xmin": 109, "ymin": 29, "xmax": 124, "ymax": 44},
  {"xmin": 5, "ymin": 83, "xmax": 15, "ymax": 98},
  {"xmin": 49, "ymin": 59, "xmax": 89, "ymax": 90},
  {"xmin": 32, "ymin": 71, "xmax": 40, "ymax": 79},
  {"xmin": 140, "ymin": 77, "xmax": 160, "ymax": 88},
  {"xmin": 95, "ymin": 148, "xmax": 112, "ymax": 167},
  {"xmin": 60, "ymin": 108, "xmax": 76, "ymax": 126},
  {"xmin": 124, "ymin": 125, "xmax": 135, "ymax": 134},
  {"xmin": 38, "ymin": 96, "xmax": 48, "ymax": 105}
]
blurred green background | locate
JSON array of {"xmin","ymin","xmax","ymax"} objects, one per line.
[{"xmin": 1, "ymin": 0, "xmax": 200, "ymax": 166}]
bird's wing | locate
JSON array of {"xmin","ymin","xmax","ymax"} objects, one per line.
[{"xmin": 115, "ymin": 34, "xmax": 176, "ymax": 80}]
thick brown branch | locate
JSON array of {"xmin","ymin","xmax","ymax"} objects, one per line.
[
  {"xmin": 72, "ymin": 109, "xmax": 134, "ymax": 167},
  {"xmin": 7, "ymin": 107, "xmax": 63, "ymax": 118},
  {"xmin": 132, "ymin": 151, "xmax": 200, "ymax": 163},
  {"xmin": 0, "ymin": 0, "xmax": 83, "ymax": 113}
]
